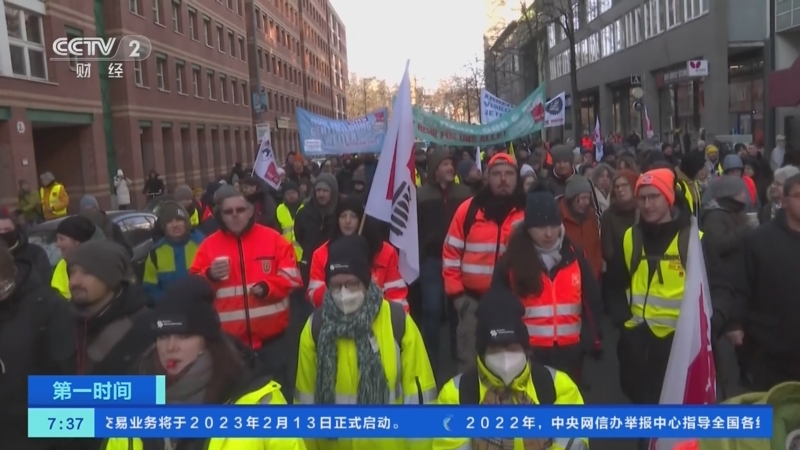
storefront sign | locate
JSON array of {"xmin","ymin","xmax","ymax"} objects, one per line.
[
  {"xmin": 687, "ymin": 60, "xmax": 709, "ymax": 77},
  {"xmin": 276, "ymin": 117, "xmax": 290, "ymax": 129},
  {"xmin": 256, "ymin": 123, "xmax": 271, "ymax": 142}
]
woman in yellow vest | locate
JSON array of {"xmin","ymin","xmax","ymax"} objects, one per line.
[
  {"xmin": 434, "ymin": 284, "xmax": 588, "ymax": 450},
  {"xmin": 104, "ymin": 275, "xmax": 304, "ymax": 450},
  {"xmin": 39, "ymin": 171, "xmax": 69, "ymax": 221},
  {"xmin": 605, "ymin": 169, "xmax": 702, "ymax": 408},
  {"xmin": 52, "ymin": 215, "xmax": 97, "ymax": 299},
  {"xmin": 174, "ymin": 185, "xmax": 202, "ymax": 226},
  {"xmin": 275, "ymin": 181, "xmax": 304, "ymax": 261},
  {"xmin": 294, "ymin": 235, "xmax": 436, "ymax": 450}
]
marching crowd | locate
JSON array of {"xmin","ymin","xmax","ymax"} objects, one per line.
[{"xmin": 1, "ymin": 133, "xmax": 799, "ymax": 450}]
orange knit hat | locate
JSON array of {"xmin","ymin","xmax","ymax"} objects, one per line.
[
  {"xmin": 635, "ymin": 168, "xmax": 676, "ymax": 206},
  {"xmin": 487, "ymin": 153, "xmax": 517, "ymax": 169}
]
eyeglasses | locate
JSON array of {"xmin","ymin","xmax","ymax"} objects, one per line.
[
  {"xmin": 328, "ymin": 280, "xmax": 362, "ymax": 292},
  {"xmin": 222, "ymin": 207, "xmax": 248, "ymax": 216}
]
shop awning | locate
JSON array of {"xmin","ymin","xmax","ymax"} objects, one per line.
[{"xmin": 769, "ymin": 55, "xmax": 800, "ymax": 108}]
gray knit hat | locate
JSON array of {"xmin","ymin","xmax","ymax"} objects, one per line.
[
  {"xmin": 551, "ymin": 145, "xmax": 574, "ymax": 164},
  {"xmin": 173, "ymin": 184, "xmax": 194, "ymax": 202},
  {"xmin": 722, "ymin": 154, "xmax": 744, "ymax": 173},
  {"xmin": 710, "ymin": 175, "xmax": 747, "ymax": 200},
  {"xmin": 565, "ymin": 175, "xmax": 593, "ymax": 199},
  {"xmin": 68, "ymin": 240, "xmax": 131, "ymax": 289}
]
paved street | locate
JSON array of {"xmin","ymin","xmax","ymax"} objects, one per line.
[{"xmin": 284, "ymin": 291, "xmax": 638, "ymax": 449}]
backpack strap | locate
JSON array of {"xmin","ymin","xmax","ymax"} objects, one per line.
[
  {"xmin": 462, "ymin": 199, "xmax": 481, "ymax": 241},
  {"xmin": 148, "ymin": 249, "xmax": 158, "ymax": 271},
  {"xmin": 677, "ymin": 226, "xmax": 690, "ymax": 270},
  {"xmin": 84, "ymin": 308, "xmax": 149, "ymax": 372},
  {"xmin": 311, "ymin": 301, "xmax": 405, "ymax": 347},
  {"xmin": 458, "ymin": 361, "xmax": 557, "ymax": 405}
]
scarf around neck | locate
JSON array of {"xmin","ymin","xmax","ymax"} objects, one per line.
[
  {"xmin": 315, "ymin": 282, "xmax": 389, "ymax": 405},
  {"xmin": 536, "ymin": 225, "xmax": 565, "ymax": 271},
  {"xmin": 161, "ymin": 351, "xmax": 213, "ymax": 405}
]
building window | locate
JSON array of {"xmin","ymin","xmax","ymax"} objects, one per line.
[
  {"xmin": 601, "ymin": 25, "xmax": 613, "ymax": 57},
  {"xmin": 256, "ymin": 8, "xmax": 262, "ymax": 29},
  {"xmin": 684, "ymin": 0, "xmax": 706, "ymax": 21},
  {"xmin": 644, "ymin": 0, "xmax": 663, "ymax": 38},
  {"xmin": 216, "ymin": 24, "xmax": 224, "ymax": 51},
  {"xmin": 231, "ymin": 80, "xmax": 238, "ymax": 104},
  {"xmin": 175, "ymin": 61, "xmax": 185, "ymax": 93},
  {"xmin": 172, "ymin": 0, "xmax": 182, "ymax": 32},
  {"xmin": 65, "ymin": 29, "xmax": 82, "ymax": 71},
  {"xmin": 238, "ymin": 36, "xmax": 245, "ymax": 60},
  {"xmin": 188, "ymin": 8, "xmax": 197, "ymax": 39},
  {"xmin": 547, "ymin": 23, "xmax": 556, "ymax": 47},
  {"xmin": 241, "ymin": 82, "xmax": 248, "ymax": 105},
  {"xmin": 614, "ymin": 19, "xmax": 624, "ymax": 50},
  {"xmin": 156, "ymin": 56, "xmax": 167, "ymax": 90},
  {"xmin": 226, "ymin": 0, "xmax": 233, "ymax": 9},
  {"xmin": 207, "ymin": 71, "xmax": 215, "ymax": 99},
  {"xmin": 665, "ymin": 0, "xmax": 680, "ymax": 28},
  {"xmin": 192, "ymin": 67, "xmax": 200, "ymax": 96},
  {"xmin": 220, "ymin": 76, "xmax": 227, "ymax": 102},
  {"xmin": 599, "ymin": 0, "xmax": 612, "ymax": 14},
  {"xmin": 587, "ymin": 0, "xmax": 598, "ymax": 22},
  {"xmin": 203, "ymin": 18, "xmax": 211, "ymax": 45},
  {"xmin": 134, "ymin": 60, "xmax": 144, "ymax": 86},
  {"xmin": 5, "ymin": 6, "xmax": 47, "ymax": 80},
  {"xmin": 153, "ymin": 0, "xmax": 163, "ymax": 24},
  {"xmin": 130, "ymin": 0, "xmax": 142, "ymax": 14}
]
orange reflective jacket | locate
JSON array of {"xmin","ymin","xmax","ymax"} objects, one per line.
[
  {"xmin": 442, "ymin": 198, "xmax": 524, "ymax": 297},
  {"xmin": 519, "ymin": 259, "xmax": 582, "ymax": 347},
  {"xmin": 307, "ymin": 241, "xmax": 408, "ymax": 310},
  {"xmin": 190, "ymin": 224, "xmax": 302, "ymax": 348}
]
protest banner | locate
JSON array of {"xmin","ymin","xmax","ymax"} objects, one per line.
[
  {"xmin": 296, "ymin": 107, "xmax": 388, "ymax": 156},
  {"xmin": 480, "ymin": 89, "xmax": 514, "ymax": 124},
  {"xmin": 413, "ymin": 85, "xmax": 546, "ymax": 146}
]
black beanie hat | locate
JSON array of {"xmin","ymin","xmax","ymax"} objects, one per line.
[
  {"xmin": 153, "ymin": 275, "xmax": 221, "ymax": 341},
  {"xmin": 475, "ymin": 284, "xmax": 530, "ymax": 355},
  {"xmin": 67, "ymin": 240, "xmax": 130, "ymax": 288},
  {"xmin": 157, "ymin": 201, "xmax": 190, "ymax": 233},
  {"xmin": 281, "ymin": 180, "xmax": 299, "ymax": 195},
  {"xmin": 326, "ymin": 234, "xmax": 372, "ymax": 287},
  {"xmin": 524, "ymin": 183, "xmax": 562, "ymax": 228},
  {"xmin": 335, "ymin": 195, "xmax": 364, "ymax": 221},
  {"xmin": 680, "ymin": 150, "xmax": 707, "ymax": 180},
  {"xmin": 56, "ymin": 215, "xmax": 96, "ymax": 243}
]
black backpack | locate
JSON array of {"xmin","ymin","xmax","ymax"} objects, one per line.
[
  {"xmin": 458, "ymin": 361, "xmax": 556, "ymax": 405},
  {"xmin": 627, "ymin": 224, "xmax": 691, "ymax": 277},
  {"xmin": 310, "ymin": 300, "xmax": 406, "ymax": 348},
  {"xmin": 462, "ymin": 199, "xmax": 481, "ymax": 240}
]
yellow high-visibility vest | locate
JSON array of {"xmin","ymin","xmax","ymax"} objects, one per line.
[
  {"xmin": 276, "ymin": 202, "xmax": 303, "ymax": 261},
  {"xmin": 51, "ymin": 259, "xmax": 70, "ymax": 300},
  {"xmin": 414, "ymin": 168, "xmax": 460, "ymax": 187},
  {"xmin": 622, "ymin": 228, "xmax": 703, "ymax": 338},
  {"xmin": 40, "ymin": 184, "xmax": 67, "ymax": 217}
]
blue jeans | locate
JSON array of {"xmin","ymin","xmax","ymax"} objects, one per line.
[{"xmin": 420, "ymin": 257, "xmax": 445, "ymax": 369}]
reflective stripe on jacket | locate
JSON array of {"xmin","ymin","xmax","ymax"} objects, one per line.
[
  {"xmin": 276, "ymin": 202, "xmax": 303, "ymax": 261},
  {"xmin": 189, "ymin": 224, "xmax": 302, "ymax": 348},
  {"xmin": 433, "ymin": 358, "xmax": 589, "ymax": 450},
  {"xmin": 622, "ymin": 228, "xmax": 704, "ymax": 338},
  {"xmin": 102, "ymin": 380, "xmax": 306, "ymax": 450},
  {"xmin": 40, "ymin": 183, "xmax": 68, "ymax": 218},
  {"xmin": 51, "ymin": 259, "xmax": 70, "ymax": 299},
  {"xmin": 442, "ymin": 198, "xmax": 524, "ymax": 296},
  {"xmin": 307, "ymin": 241, "xmax": 408, "ymax": 311},
  {"xmin": 520, "ymin": 259, "xmax": 582, "ymax": 347},
  {"xmin": 294, "ymin": 300, "xmax": 437, "ymax": 449},
  {"xmin": 143, "ymin": 231, "xmax": 205, "ymax": 302}
]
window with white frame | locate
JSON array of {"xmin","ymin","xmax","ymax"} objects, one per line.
[
  {"xmin": 156, "ymin": 57, "xmax": 166, "ymax": 90},
  {"xmin": 188, "ymin": 8, "xmax": 197, "ymax": 39},
  {"xmin": 601, "ymin": 25, "xmax": 614, "ymax": 57},
  {"xmin": 134, "ymin": 60, "xmax": 144, "ymax": 86},
  {"xmin": 175, "ymin": 61, "xmax": 184, "ymax": 93},
  {"xmin": 65, "ymin": 29, "xmax": 82, "ymax": 71},
  {"xmin": 561, "ymin": 51, "xmax": 570, "ymax": 75},
  {"xmin": 241, "ymin": 82, "xmax": 248, "ymax": 105},
  {"xmin": 666, "ymin": 0, "xmax": 680, "ymax": 28},
  {"xmin": 238, "ymin": 36, "xmax": 245, "ymax": 61},
  {"xmin": 589, "ymin": 33, "xmax": 600, "ymax": 63},
  {"xmin": 203, "ymin": 18, "xmax": 211, "ymax": 45},
  {"xmin": 216, "ymin": 24, "xmax": 224, "ymax": 51},
  {"xmin": 228, "ymin": 30, "xmax": 235, "ymax": 57},
  {"xmin": 548, "ymin": 23, "xmax": 556, "ymax": 48},
  {"xmin": 587, "ymin": 0, "xmax": 599, "ymax": 22},
  {"xmin": 172, "ymin": 0, "xmax": 182, "ymax": 32},
  {"xmin": 231, "ymin": 80, "xmax": 238, "ymax": 104},
  {"xmin": 153, "ymin": 0, "xmax": 163, "ymax": 24},
  {"xmin": 192, "ymin": 67, "xmax": 200, "ymax": 96},
  {"xmin": 207, "ymin": 71, "xmax": 215, "ymax": 99},
  {"xmin": 599, "ymin": 0, "xmax": 612, "ymax": 14},
  {"xmin": 220, "ymin": 75, "xmax": 227, "ymax": 102},
  {"xmin": 5, "ymin": 6, "xmax": 47, "ymax": 80},
  {"xmin": 130, "ymin": 0, "xmax": 141, "ymax": 14},
  {"xmin": 626, "ymin": 8, "xmax": 642, "ymax": 45},
  {"xmin": 684, "ymin": 0, "xmax": 705, "ymax": 21},
  {"xmin": 614, "ymin": 19, "xmax": 624, "ymax": 50},
  {"xmin": 644, "ymin": 0, "xmax": 662, "ymax": 38},
  {"xmin": 572, "ymin": 3, "xmax": 580, "ymax": 31}
]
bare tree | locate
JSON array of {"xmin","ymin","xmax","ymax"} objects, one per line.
[{"xmin": 345, "ymin": 73, "xmax": 396, "ymax": 118}]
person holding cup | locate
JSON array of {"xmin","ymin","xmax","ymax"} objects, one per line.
[{"xmin": 190, "ymin": 186, "xmax": 302, "ymax": 391}]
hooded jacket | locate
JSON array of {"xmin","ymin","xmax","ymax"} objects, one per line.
[
  {"xmin": 293, "ymin": 173, "xmax": 339, "ymax": 267},
  {"xmin": 416, "ymin": 150, "xmax": 472, "ymax": 259}
]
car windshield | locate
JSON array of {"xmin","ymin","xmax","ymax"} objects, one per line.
[{"xmin": 28, "ymin": 230, "xmax": 61, "ymax": 267}]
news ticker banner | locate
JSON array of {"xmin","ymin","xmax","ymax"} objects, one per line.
[
  {"xmin": 28, "ymin": 406, "xmax": 772, "ymax": 439},
  {"xmin": 29, "ymin": 376, "xmax": 166, "ymax": 407}
]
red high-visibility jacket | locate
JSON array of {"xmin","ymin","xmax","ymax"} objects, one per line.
[
  {"xmin": 307, "ymin": 240, "xmax": 408, "ymax": 311},
  {"xmin": 442, "ymin": 198, "xmax": 524, "ymax": 297},
  {"xmin": 190, "ymin": 224, "xmax": 302, "ymax": 348}
]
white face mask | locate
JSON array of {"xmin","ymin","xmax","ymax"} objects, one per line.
[
  {"xmin": 484, "ymin": 350, "xmax": 528, "ymax": 385},
  {"xmin": 331, "ymin": 287, "xmax": 365, "ymax": 314}
]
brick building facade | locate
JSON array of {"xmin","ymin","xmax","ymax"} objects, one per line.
[{"xmin": 0, "ymin": 0, "xmax": 347, "ymax": 210}]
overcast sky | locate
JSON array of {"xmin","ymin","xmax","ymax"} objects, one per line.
[{"xmin": 329, "ymin": 0, "xmax": 486, "ymax": 89}]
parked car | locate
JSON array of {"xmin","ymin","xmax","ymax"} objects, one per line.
[{"xmin": 28, "ymin": 210, "xmax": 158, "ymax": 281}]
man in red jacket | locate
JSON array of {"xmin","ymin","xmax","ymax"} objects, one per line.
[{"xmin": 190, "ymin": 185, "xmax": 302, "ymax": 375}]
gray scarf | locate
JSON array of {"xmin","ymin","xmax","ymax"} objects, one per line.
[
  {"xmin": 536, "ymin": 225, "xmax": 565, "ymax": 271},
  {"xmin": 151, "ymin": 351, "xmax": 213, "ymax": 405},
  {"xmin": 315, "ymin": 283, "xmax": 388, "ymax": 405}
]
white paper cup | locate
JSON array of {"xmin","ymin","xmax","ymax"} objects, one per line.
[{"xmin": 213, "ymin": 256, "xmax": 230, "ymax": 280}]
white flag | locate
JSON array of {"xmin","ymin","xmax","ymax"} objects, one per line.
[
  {"xmin": 253, "ymin": 131, "xmax": 281, "ymax": 190},
  {"xmin": 365, "ymin": 61, "xmax": 419, "ymax": 283},
  {"xmin": 651, "ymin": 217, "xmax": 717, "ymax": 450},
  {"xmin": 593, "ymin": 116, "xmax": 604, "ymax": 161}
]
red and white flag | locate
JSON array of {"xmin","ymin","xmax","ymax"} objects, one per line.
[
  {"xmin": 651, "ymin": 217, "xmax": 716, "ymax": 450},
  {"xmin": 253, "ymin": 131, "xmax": 281, "ymax": 190},
  {"xmin": 365, "ymin": 61, "xmax": 419, "ymax": 283},
  {"xmin": 593, "ymin": 116, "xmax": 604, "ymax": 160},
  {"xmin": 644, "ymin": 106, "xmax": 654, "ymax": 139}
]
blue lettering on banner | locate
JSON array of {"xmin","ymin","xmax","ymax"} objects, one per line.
[
  {"xmin": 29, "ymin": 376, "xmax": 166, "ymax": 407},
  {"xmin": 296, "ymin": 107, "xmax": 388, "ymax": 156},
  {"xmin": 63, "ymin": 406, "xmax": 775, "ymax": 439}
]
